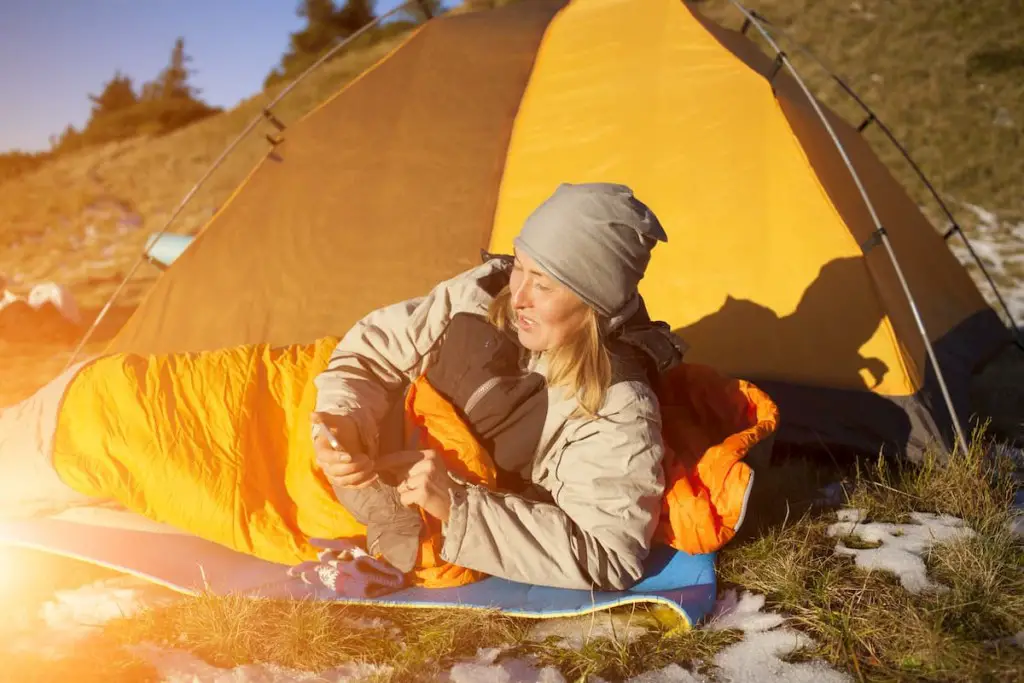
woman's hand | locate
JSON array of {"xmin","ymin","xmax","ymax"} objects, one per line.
[
  {"xmin": 312, "ymin": 412, "xmax": 378, "ymax": 489},
  {"xmin": 377, "ymin": 449, "xmax": 462, "ymax": 524}
]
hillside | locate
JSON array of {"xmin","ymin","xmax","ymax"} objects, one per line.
[
  {"xmin": 696, "ymin": 0, "xmax": 1023, "ymax": 316},
  {"xmin": 0, "ymin": 31, "xmax": 411, "ymax": 311},
  {"xmin": 0, "ymin": 0, "xmax": 1020, "ymax": 401}
]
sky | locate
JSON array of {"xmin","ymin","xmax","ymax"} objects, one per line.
[{"xmin": 0, "ymin": 0, "xmax": 432, "ymax": 154}]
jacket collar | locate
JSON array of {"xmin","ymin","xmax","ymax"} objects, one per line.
[{"xmin": 607, "ymin": 295, "xmax": 689, "ymax": 375}]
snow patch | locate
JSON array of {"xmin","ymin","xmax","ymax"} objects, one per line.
[
  {"xmin": 827, "ymin": 509, "xmax": 976, "ymax": 593},
  {"xmin": 39, "ymin": 577, "xmax": 171, "ymax": 637},
  {"xmin": 949, "ymin": 204, "xmax": 1024, "ymax": 323},
  {"xmin": 625, "ymin": 663, "xmax": 705, "ymax": 682},
  {"xmin": 440, "ymin": 647, "xmax": 565, "ymax": 683},
  {"xmin": 133, "ymin": 643, "xmax": 388, "ymax": 682},
  {"xmin": 4, "ymin": 576, "xmax": 173, "ymax": 658},
  {"xmin": 25, "ymin": 282, "xmax": 81, "ymax": 324},
  {"xmin": 445, "ymin": 658, "xmax": 566, "ymax": 683},
  {"xmin": 672, "ymin": 590, "xmax": 852, "ymax": 683},
  {"xmin": 713, "ymin": 627, "xmax": 850, "ymax": 683},
  {"xmin": 707, "ymin": 591, "xmax": 786, "ymax": 633}
]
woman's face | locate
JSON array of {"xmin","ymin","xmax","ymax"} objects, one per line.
[{"xmin": 509, "ymin": 250, "xmax": 590, "ymax": 352}]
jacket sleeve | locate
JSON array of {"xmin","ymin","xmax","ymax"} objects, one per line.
[
  {"xmin": 312, "ymin": 262, "xmax": 495, "ymax": 456},
  {"xmin": 440, "ymin": 382, "xmax": 666, "ymax": 591}
]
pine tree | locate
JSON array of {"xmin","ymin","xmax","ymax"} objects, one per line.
[
  {"xmin": 336, "ymin": 0, "xmax": 375, "ymax": 33},
  {"xmin": 265, "ymin": 1, "xmax": 379, "ymax": 87},
  {"xmin": 292, "ymin": 0, "xmax": 342, "ymax": 57},
  {"xmin": 87, "ymin": 71, "xmax": 138, "ymax": 116},
  {"xmin": 157, "ymin": 37, "xmax": 200, "ymax": 100}
]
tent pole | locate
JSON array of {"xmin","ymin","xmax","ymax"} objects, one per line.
[
  {"xmin": 61, "ymin": 1, "xmax": 426, "ymax": 371},
  {"xmin": 724, "ymin": 0, "xmax": 971, "ymax": 456},
  {"xmin": 734, "ymin": 5, "xmax": 1023, "ymax": 347}
]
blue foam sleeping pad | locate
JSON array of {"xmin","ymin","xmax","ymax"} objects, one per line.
[{"xmin": 0, "ymin": 513, "xmax": 717, "ymax": 626}]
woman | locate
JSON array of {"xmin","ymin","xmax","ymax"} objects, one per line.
[{"xmin": 312, "ymin": 182, "xmax": 688, "ymax": 591}]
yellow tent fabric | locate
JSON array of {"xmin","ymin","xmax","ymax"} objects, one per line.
[
  {"xmin": 104, "ymin": 0, "xmax": 1006, "ymax": 457},
  {"xmin": 487, "ymin": 0, "xmax": 992, "ymax": 399}
]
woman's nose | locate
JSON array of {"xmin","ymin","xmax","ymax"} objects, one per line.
[{"xmin": 511, "ymin": 281, "xmax": 529, "ymax": 308}]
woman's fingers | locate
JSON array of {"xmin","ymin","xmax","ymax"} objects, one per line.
[
  {"xmin": 405, "ymin": 454, "xmax": 440, "ymax": 478},
  {"xmin": 397, "ymin": 471, "xmax": 427, "ymax": 491},
  {"xmin": 396, "ymin": 466, "xmax": 455, "ymax": 523},
  {"xmin": 314, "ymin": 441, "xmax": 377, "ymax": 488},
  {"xmin": 397, "ymin": 474, "xmax": 430, "ymax": 507},
  {"xmin": 397, "ymin": 485, "xmax": 418, "ymax": 508},
  {"xmin": 317, "ymin": 446, "xmax": 446, "ymax": 494},
  {"xmin": 321, "ymin": 460, "xmax": 375, "ymax": 485},
  {"xmin": 376, "ymin": 449, "xmax": 429, "ymax": 472}
]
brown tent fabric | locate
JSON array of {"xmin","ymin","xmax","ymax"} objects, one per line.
[
  {"xmin": 110, "ymin": 0, "xmax": 568, "ymax": 353},
  {"xmin": 107, "ymin": 0, "xmax": 1008, "ymax": 458}
]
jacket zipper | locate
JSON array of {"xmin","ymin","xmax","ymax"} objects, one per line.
[{"xmin": 463, "ymin": 376, "xmax": 502, "ymax": 415}]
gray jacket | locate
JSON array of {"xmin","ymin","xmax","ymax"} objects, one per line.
[{"xmin": 313, "ymin": 256, "xmax": 685, "ymax": 590}]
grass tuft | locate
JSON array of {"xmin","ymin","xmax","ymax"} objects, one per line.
[
  {"xmin": 719, "ymin": 430, "xmax": 1024, "ymax": 682},
  {"xmin": 111, "ymin": 595, "xmax": 534, "ymax": 682},
  {"xmin": 847, "ymin": 423, "xmax": 1018, "ymax": 531},
  {"xmin": 514, "ymin": 611, "xmax": 742, "ymax": 682}
]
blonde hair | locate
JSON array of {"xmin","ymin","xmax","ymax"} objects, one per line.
[{"xmin": 487, "ymin": 285, "xmax": 612, "ymax": 418}]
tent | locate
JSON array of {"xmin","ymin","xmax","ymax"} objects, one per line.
[{"xmin": 97, "ymin": 0, "xmax": 1010, "ymax": 459}]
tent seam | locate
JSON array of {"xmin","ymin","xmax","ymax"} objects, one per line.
[{"xmin": 482, "ymin": 0, "xmax": 572, "ymax": 250}]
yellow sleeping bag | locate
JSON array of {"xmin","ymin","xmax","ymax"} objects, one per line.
[{"xmin": 51, "ymin": 336, "xmax": 777, "ymax": 587}]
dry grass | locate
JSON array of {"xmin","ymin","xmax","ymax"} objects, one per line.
[
  {"xmin": 110, "ymin": 596, "xmax": 533, "ymax": 682},
  {"xmin": 516, "ymin": 614, "xmax": 743, "ymax": 681},
  {"xmin": 696, "ymin": 0, "xmax": 1024, "ymax": 230},
  {"xmin": 719, "ymin": 432, "xmax": 1024, "ymax": 682},
  {"xmin": 845, "ymin": 424, "xmax": 1019, "ymax": 529},
  {"xmin": 7, "ymin": 430, "xmax": 1017, "ymax": 682},
  {"xmin": 98, "ymin": 592, "xmax": 744, "ymax": 682}
]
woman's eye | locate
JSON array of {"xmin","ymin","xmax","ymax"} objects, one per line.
[{"xmin": 534, "ymin": 282, "xmax": 549, "ymax": 292}]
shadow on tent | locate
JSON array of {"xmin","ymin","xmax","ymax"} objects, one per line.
[
  {"xmin": 673, "ymin": 256, "xmax": 918, "ymax": 538},
  {"xmin": 676, "ymin": 255, "xmax": 914, "ymax": 454}
]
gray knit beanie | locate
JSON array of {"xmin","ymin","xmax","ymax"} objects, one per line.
[{"xmin": 512, "ymin": 182, "xmax": 668, "ymax": 318}]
